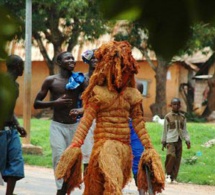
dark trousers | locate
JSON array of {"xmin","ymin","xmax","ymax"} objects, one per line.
[{"xmin": 165, "ymin": 139, "xmax": 182, "ymax": 180}]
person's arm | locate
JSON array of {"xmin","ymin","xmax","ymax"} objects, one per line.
[
  {"xmin": 70, "ymin": 107, "xmax": 84, "ymax": 115},
  {"xmin": 131, "ymin": 99, "xmax": 165, "ymax": 189},
  {"xmin": 69, "ymin": 107, "xmax": 84, "ymax": 120},
  {"xmin": 34, "ymin": 77, "xmax": 55, "ymax": 109},
  {"xmin": 182, "ymin": 118, "xmax": 191, "ymax": 149},
  {"xmin": 12, "ymin": 115, "xmax": 27, "ymax": 137},
  {"xmin": 70, "ymin": 98, "xmax": 98, "ymax": 147},
  {"xmin": 131, "ymin": 101, "xmax": 152, "ymax": 149},
  {"xmin": 161, "ymin": 117, "xmax": 168, "ymax": 149}
]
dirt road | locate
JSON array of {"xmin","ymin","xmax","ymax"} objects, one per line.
[{"xmin": 0, "ymin": 165, "xmax": 214, "ymax": 195}]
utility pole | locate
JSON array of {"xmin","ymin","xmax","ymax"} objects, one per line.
[
  {"xmin": 23, "ymin": 0, "xmax": 32, "ymax": 144},
  {"xmin": 22, "ymin": 0, "xmax": 42, "ymax": 154}
]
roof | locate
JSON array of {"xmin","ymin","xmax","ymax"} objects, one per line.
[
  {"xmin": 6, "ymin": 34, "xmax": 156, "ymax": 61},
  {"xmin": 172, "ymin": 47, "xmax": 214, "ymax": 71}
]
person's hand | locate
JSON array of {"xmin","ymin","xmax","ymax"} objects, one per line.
[
  {"xmin": 69, "ymin": 108, "xmax": 83, "ymax": 115},
  {"xmin": 161, "ymin": 141, "xmax": 166, "ymax": 151},
  {"xmin": 186, "ymin": 141, "xmax": 191, "ymax": 149},
  {"xmin": 69, "ymin": 109, "xmax": 79, "ymax": 120},
  {"xmin": 69, "ymin": 109, "xmax": 79, "ymax": 116},
  {"xmin": 69, "ymin": 108, "xmax": 84, "ymax": 120},
  {"xmin": 17, "ymin": 125, "xmax": 27, "ymax": 137},
  {"xmin": 55, "ymin": 94, "xmax": 73, "ymax": 106}
]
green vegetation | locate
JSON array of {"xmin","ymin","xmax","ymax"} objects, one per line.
[
  {"xmin": 20, "ymin": 118, "xmax": 215, "ymax": 185},
  {"xmin": 20, "ymin": 118, "xmax": 52, "ymax": 168}
]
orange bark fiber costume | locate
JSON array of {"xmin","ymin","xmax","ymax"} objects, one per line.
[{"xmin": 55, "ymin": 41, "xmax": 165, "ymax": 194}]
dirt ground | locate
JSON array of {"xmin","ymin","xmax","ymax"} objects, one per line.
[{"xmin": 0, "ymin": 165, "xmax": 215, "ymax": 195}]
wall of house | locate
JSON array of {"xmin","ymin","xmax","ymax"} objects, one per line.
[{"xmin": 1, "ymin": 61, "xmax": 188, "ymax": 121}]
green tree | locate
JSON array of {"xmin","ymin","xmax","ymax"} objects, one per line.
[{"xmin": 0, "ymin": 0, "xmax": 109, "ymax": 75}]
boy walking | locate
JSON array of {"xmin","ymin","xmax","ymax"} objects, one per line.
[{"xmin": 161, "ymin": 97, "xmax": 191, "ymax": 184}]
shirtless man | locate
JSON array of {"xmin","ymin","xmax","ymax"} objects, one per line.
[
  {"xmin": 34, "ymin": 51, "xmax": 87, "ymax": 195},
  {"xmin": 0, "ymin": 55, "xmax": 27, "ymax": 195}
]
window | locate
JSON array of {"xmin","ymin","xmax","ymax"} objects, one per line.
[{"xmin": 138, "ymin": 79, "xmax": 150, "ymax": 97}]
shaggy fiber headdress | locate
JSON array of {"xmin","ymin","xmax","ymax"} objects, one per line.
[{"xmin": 81, "ymin": 41, "xmax": 139, "ymax": 107}]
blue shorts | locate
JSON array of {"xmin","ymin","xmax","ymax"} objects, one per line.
[{"xmin": 0, "ymin": 128, "xmax": 24, "ymax": 181}]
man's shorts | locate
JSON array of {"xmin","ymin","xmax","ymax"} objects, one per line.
[{"xmin": 0, "ymin": 128, "xmax": 24, "ymax": 181}]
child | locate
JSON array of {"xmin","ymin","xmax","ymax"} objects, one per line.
[{"xmin": 161, "ymin": 97, "xmax": 191, "ymax": 184}]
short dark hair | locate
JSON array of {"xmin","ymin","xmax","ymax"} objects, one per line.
[
  {"xmin": 6, "ymin": 55, "xmax": 23, "ymax": 70},
  {"xmin": 56, "ymin": 51, "xmax": 71, "ymax": 64},
  {"xmin": 171, "ymin": 97, "xmax": 181, "ymax": 104}
]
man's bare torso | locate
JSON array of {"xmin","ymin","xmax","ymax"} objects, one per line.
[{"xmin": 49, "ymin": 74, "xmax": 84, "ymax": 124}]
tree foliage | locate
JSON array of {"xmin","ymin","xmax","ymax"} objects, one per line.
[
  {"xmin": 0, "ymin": 0, "xmax": 109, "ymax": 74},
  {"xmin": 181, "ymin": 23, "xmax": 215, "ymax": 56},
  {"xmin": 96, "ymin": 0, "xmax": 215, "ymax": 59}
]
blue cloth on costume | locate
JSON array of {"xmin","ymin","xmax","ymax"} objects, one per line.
[
  {"xmin": 65, "ymin": 72, "xmax": 85, "ymax": 90},
  {"xmin": 130, "ymin": 119, "xmax": 144, "ymax": 175}
]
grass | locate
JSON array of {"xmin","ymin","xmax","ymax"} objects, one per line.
[
  {"xmin": 20, "ymin": 118, "xmax": 53, "ymax": 168},
  {"xmin": 19, "ymin": 118, "xmax": 215, "ymax": 185}
]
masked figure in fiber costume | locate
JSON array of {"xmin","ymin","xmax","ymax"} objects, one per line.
[{"xmin": 55, "ymin": 41, "xmax": 165, "ymax": 195}]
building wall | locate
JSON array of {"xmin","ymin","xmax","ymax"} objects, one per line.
[
  {"xmin": 194, "ymin": 80, "xmax": 208, "ymax": 108},
  {"xmin": 1, "ymin": 61, "xmax": 188, "ymax": 121}
]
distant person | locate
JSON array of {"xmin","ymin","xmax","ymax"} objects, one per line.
[
  {"xmin": 70, "ymin": 49, "xmax": 97, "ymax": 173},
  {"xmin": 33, "ymin": 51, "xmax": 87, "ymax": 195},
  {"xmin": 0, "ymin": 55, "xmax": 27, "ymax": 195},
  {"xmin": 161, "ymin": 97, "xmax": 191, "ymax": 184}
]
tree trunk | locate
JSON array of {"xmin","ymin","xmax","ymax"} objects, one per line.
[
  {"xmin": 33, "ymin": 32, "xmax": 54, "ymax": 75},
  {"xmin": 150, "ymin": 56, "xmax": 168, "ymax": 118}
]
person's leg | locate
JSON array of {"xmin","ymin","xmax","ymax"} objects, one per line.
[
  {"xmin": 56, "ymin": 182, "xmax": 67, "ymax": 195},
  {"xmin": 6, "ymin": 177, "xmax": 16, "ymax": 195},
  {"xmin": 83, "ymin": 163, "xmax": 88, "ymax": 175},
  {"xmin": 138, "ymin": 189, "xmax": 146, "ymax": 195},
  {"xmin": 3, "ymin": 130, "xmax": 24, "ymax": 195},
  {"xmin": 130, "ymin": 126, "xmax": 145, "ymax": 195},
  {"xmin": 172, "ymin": 140, "xmax": 182, "ymax": 181},
  {"xmin": 50, "ymin": 121, "xmax": 68, "ymax": 193},
  {"xmin": 0, "ymin": 131, "xmax": 7, "ymax": 172},
  {"xmin": 81, "ymin": 121, "xmax": 95, "ymax": 175},
  {"xmin": 133, "ymin": 173, "xmax": 138, "ymax": 187},
  {"xmin": 165, "ymin": 143, "xmax": 176, "ymax": 181},
  {"xmin": 0, "ymin": 131, "xmax": 7, "ymax": 186}
]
